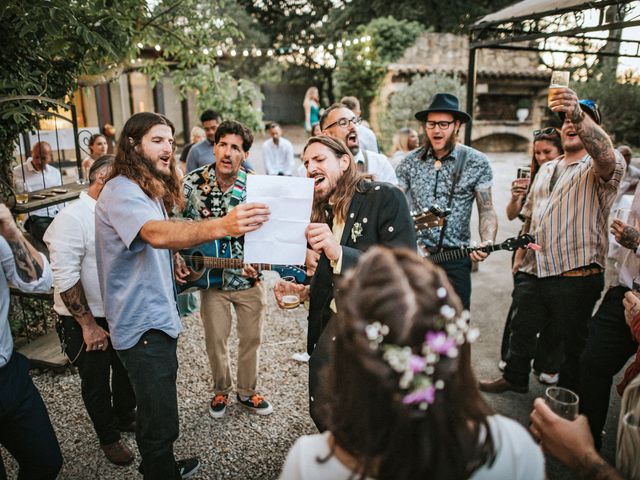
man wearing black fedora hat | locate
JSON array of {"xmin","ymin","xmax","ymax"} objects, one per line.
[
  {"xmin": 480, "ymin": 89, "xmax": 626, "ymax": 397},
  {"xmin": 396, "ymin": 92, "xmax": 497, "ymax": 310}
]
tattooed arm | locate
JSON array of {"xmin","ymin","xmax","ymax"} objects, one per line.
[
  {"xmin": 470, "ymin": 188, "xmax": 498, "ymax": 262},
  {"xmin": 476, "ymin": 188, "xmax": 498, "ymax": 243},
  {"xmin": 60, "ymin": 282, "xmax": 109, "ymax": 351},
  {"xmin": 549, "ymin": 87, "xmax": 617, "ymax": 181},
  {"xmin": 0, "ymin": 204, "xmax": 43, "ymax": 282},
  {"xmin": 610, "ymin": 218, "xmax": 640, "ymax": 251}
]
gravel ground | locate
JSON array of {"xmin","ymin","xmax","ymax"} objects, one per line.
[{"xmin": 3, "ymin": 273, "xmax": 317, "ymax": 479}]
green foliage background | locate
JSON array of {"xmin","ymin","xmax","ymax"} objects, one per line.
[
  {"xmin": 574, "ymin": 77, "xmax": 640, "ymax": 147},
  {"xmin": 333, "ymin": 17, "xmax": 424, "ymax": 119}
]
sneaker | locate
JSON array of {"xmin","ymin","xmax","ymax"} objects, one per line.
[
  {"xmin": 101, "ymin": 439, "xmax": 134, "ymax": 466},
  {"xmin": 538, "ymin": 372, "xmax": 559, "ymax": 385},
  {"xmin": 236, "ymin": 393, "xmax": 273, "ymax": 416},
  {"xmin": 138, "ymin": 457, "xmax": 200, "ymax": 479},
  {"xmin": 498, "ymin": 360, "xmax": 506, "ymax": 371},
  {"xmin": 209, "ymin": 394, "xmax": 229, "ymax": 419},
  {"xmin": 177, "ymin": 457, "xmax": 200, "ymax": 479},
  {"xmin": 292, "ymin": 352, "xmax": 310, "ymax": 362}
]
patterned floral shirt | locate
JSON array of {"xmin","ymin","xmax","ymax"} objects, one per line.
[
  {"xmin": 395, "ymin": 144, "xmax": 493, "ymax": 248},
  {"xmin": 182, "ymin": 165, "xmax": 254, "ymax": 291}
]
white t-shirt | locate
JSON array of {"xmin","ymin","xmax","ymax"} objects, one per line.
[{"xmin": 279, "ymin": 415, "xmax": 545, "ymax": 480}]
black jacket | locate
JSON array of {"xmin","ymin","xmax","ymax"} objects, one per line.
[{"xmin": 307, "ymin": 181, "xmax": 416, "ymax": 353}]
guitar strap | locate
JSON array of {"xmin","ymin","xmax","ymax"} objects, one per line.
[
  {"xmin": 223, "ymin": 168, "xmax": 247, "ymax": 244},
  {"xmin": 436, "ymin": 147, "xmax": 468, "ymax": 253},
  {"xmin": 228, "ymin": 168, "xmax": 247, "ymax": 211}
]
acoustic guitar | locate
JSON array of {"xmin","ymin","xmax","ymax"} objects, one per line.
[{"xmin": 177, "ymin": 239, "xmax": 306, "ymax": 293}]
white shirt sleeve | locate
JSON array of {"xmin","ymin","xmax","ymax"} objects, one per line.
[{"xmin": 43, "ymin": 211, "xmax": 84, "ymax": 293}]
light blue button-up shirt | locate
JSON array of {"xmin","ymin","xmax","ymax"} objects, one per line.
[
  {"xmin": 1, "ymin": 236, "xmax": 52, "ymax": 367},
  {"xmin": 95, "ymin": 176, "xmax": 181, "ymax": 350}
]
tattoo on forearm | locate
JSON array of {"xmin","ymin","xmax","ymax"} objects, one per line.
[
  {"xmin": 576, "ymin": 452, "xmax": 624, "ymax": 480},
  {"xmin": 60, "ymin": 281, "xmax": 94, "ymax": 325},
  {"xmin": 7, "ymin": 239, "xmax": 42, "ymax": 282},
  {"xmin": 477, "ymin": 190, "xmax": 498, "ymax": 242},
  {"xmin": 619, "ymin": 226, "xmax": 640, "ymax": 250},
  {"xmin": 575, "ymin": 118, "xmax": 615, "ymax": 179}
]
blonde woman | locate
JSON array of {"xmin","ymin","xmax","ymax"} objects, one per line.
[
  {"xmin": 389, "ymin": 127, "xmax": 419, "ymax": 168},
  {"xmin": 303, "ymin": 87, "xmax": 320, "ymax": 132}
]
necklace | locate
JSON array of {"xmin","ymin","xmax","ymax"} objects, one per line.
[{"xmin": 434, "ymin": 159, "xmax": 442, "ymax": 170}]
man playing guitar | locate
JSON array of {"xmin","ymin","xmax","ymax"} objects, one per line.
[
  {"xmin": 180, "ymin": 120, "xmax": 273, "ymax": 419},
  {"xmin": 396, "ymin": 93, "xmax": 498, "ymax": 309}
]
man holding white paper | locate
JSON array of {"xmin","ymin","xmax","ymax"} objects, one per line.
[
  {"xmin": 274, "ymin": 135, "xmax": 416, "ymax": 430},
  {"xmin": 181, "ymin": 120, "xmax": 273, "ymax": 419}
]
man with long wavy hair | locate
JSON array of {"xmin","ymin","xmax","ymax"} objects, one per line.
[
  {"xmin": 95, "ymin": 112, "xmax": 269, "ymax": 479},
  {"xmin": 275, "ymin": 135, "xmax": 416, "ymax": 430}
]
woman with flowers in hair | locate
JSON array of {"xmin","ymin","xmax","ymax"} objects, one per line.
[{"xmin": 280, "ymin": 247, "xmax": 544, "ymax": 480}]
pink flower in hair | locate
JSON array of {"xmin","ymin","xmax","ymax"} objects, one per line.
[
  {"xmin": 402, "ymin": 386, "xmax": 436, "ymax": 405},
  {"xmin": 408, "ymin": 354, "xmax": 426, "ymax": 373},
  {"xmin": 425, "ymin": 331, "xmax": 456, "ymax": 356}
]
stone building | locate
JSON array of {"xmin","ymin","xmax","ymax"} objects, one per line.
[{"xmin": 374, "ymin": 33, "xmax": 551, "ymax": 152}]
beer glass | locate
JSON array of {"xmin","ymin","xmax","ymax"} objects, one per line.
[
  {"xmin": 545, "ymin": 386, "xmax": 579, "ymax": 420},
  {"xmin": 548, "ymin": 71, "xmax": 570, "ymax": 106}
]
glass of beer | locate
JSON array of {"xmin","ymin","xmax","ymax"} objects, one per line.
[
  {"xmin": 545, "ymin": 386, "xmax": 579, "ymax": 420},
  {"xmin": 13, "ymin": 179, "xmax": 28, "ymax": 204},
  {"xmin": 548, "ymin": 71, "xmax": 570, "ymax": 106}
]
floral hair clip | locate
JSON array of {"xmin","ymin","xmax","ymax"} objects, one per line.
[{"xmin": 375, "ymin": 303, "xmax": 478, "ymax": 411}]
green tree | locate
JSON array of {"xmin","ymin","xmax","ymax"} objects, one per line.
[
  {"xmin": 0, "ymin": 0, "xmax": 262, "ymax": 177},
  {"xmin": 574, "ymin": 75, "xmax": 640, "ymax": 147},
  {"xmin": 333, "ymin": 17, "xmax": 424, "ymax": 119}
]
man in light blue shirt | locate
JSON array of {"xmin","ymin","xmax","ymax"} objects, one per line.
[
  {"xmin": 0, "ymin": 203, "xmax": 62, "ymax": 479},
  {"xmin": 185, "ymin": 109, "xmax": 221, "ymax": 173},
  {"xmin": 96, "ymin": 112, "xmax": 270, "ymax": 479}
]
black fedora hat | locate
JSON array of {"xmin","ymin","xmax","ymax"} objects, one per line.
[{"xmin": 415, "ymin": 93, "xmax": 471, "ymax": 124}]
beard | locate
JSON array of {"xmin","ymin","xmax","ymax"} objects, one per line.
[
  {"xmin": 426, "ymin": 130, "xmax": 457, "ymax": 156},
  {"xmin": 139, "ymin": 152, "xmax": 173, "ymax": 181}
]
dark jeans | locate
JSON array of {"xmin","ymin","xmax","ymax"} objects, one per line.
[
  {"xmin": 0, "ymin": 352, "xmax": 62, "ymax": 480},
  {"xmin": 117, "ymin": 330, "xmax": 181, "ymax": 480},
  {"xmin": 438, "ymin": 256, "xmax": 472, "ymax": 310},
  {"xmin": 56, "ymin": 315, "xmax": 136, "ymax": 445},
  {"xmin": 24, "ymin": 215, "xmax": 53, "ymax": 243},
  {"xmin": 504, "ymin": 271, "xmax": 604, "ymax": 390},
  {"xmin": 500, "ymin": 291, "xmax": 563, "ymax": 374},
  {"xmin": 580, "ymin": 286, "xmax": 638, "ymax": 450}
]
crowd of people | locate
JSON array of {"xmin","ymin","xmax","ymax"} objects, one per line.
[{"xmin": 1, "ymin": 83, "xmax": 639, "ymax": 480}]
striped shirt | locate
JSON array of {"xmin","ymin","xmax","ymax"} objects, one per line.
[{"xmin": 519, "ymin": 152, "xmax": 626, "ymax": 277}]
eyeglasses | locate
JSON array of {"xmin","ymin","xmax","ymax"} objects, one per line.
[
  {"xmin": 533, "ymin": 127, "xmax": 558, "ymax": 138},
  {"xmin": 324, "ymin": 116, "xmax": 361, "ymax": 130},
  {"xmin": 425, "ymin": 120, "xmax": 456, "ymax": 130}
]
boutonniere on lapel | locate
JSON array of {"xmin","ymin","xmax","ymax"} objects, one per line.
[{"xmin": 351, "ymin": 222, "xmax": 363, "ymax": 243}]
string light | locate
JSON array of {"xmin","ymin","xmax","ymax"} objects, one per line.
[{"xmin": 154, "ymin": 44, "xmax": 161, "ymax": 51}]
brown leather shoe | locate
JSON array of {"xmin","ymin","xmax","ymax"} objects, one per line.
[
  {"xmin": 101, "ymin": 439, "xmax": 134, "ymax": 466},
  {"xmin": 479, "ymin": 377, "xmax": 528, "ymax": 394}
]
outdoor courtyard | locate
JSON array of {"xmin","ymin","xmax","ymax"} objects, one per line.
[{"xmin": 2, "ymin": 129, "xmax": 628, "ymax": 479}]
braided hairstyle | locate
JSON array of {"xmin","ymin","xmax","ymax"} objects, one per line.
[{"xmin": 324, "ymin": 247, "xmax": 495, "ymax": 480}]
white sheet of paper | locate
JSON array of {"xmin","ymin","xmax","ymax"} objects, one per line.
[{"xmin": 244, "ymin": 175, "xmax": 314, "ymax": 265}]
